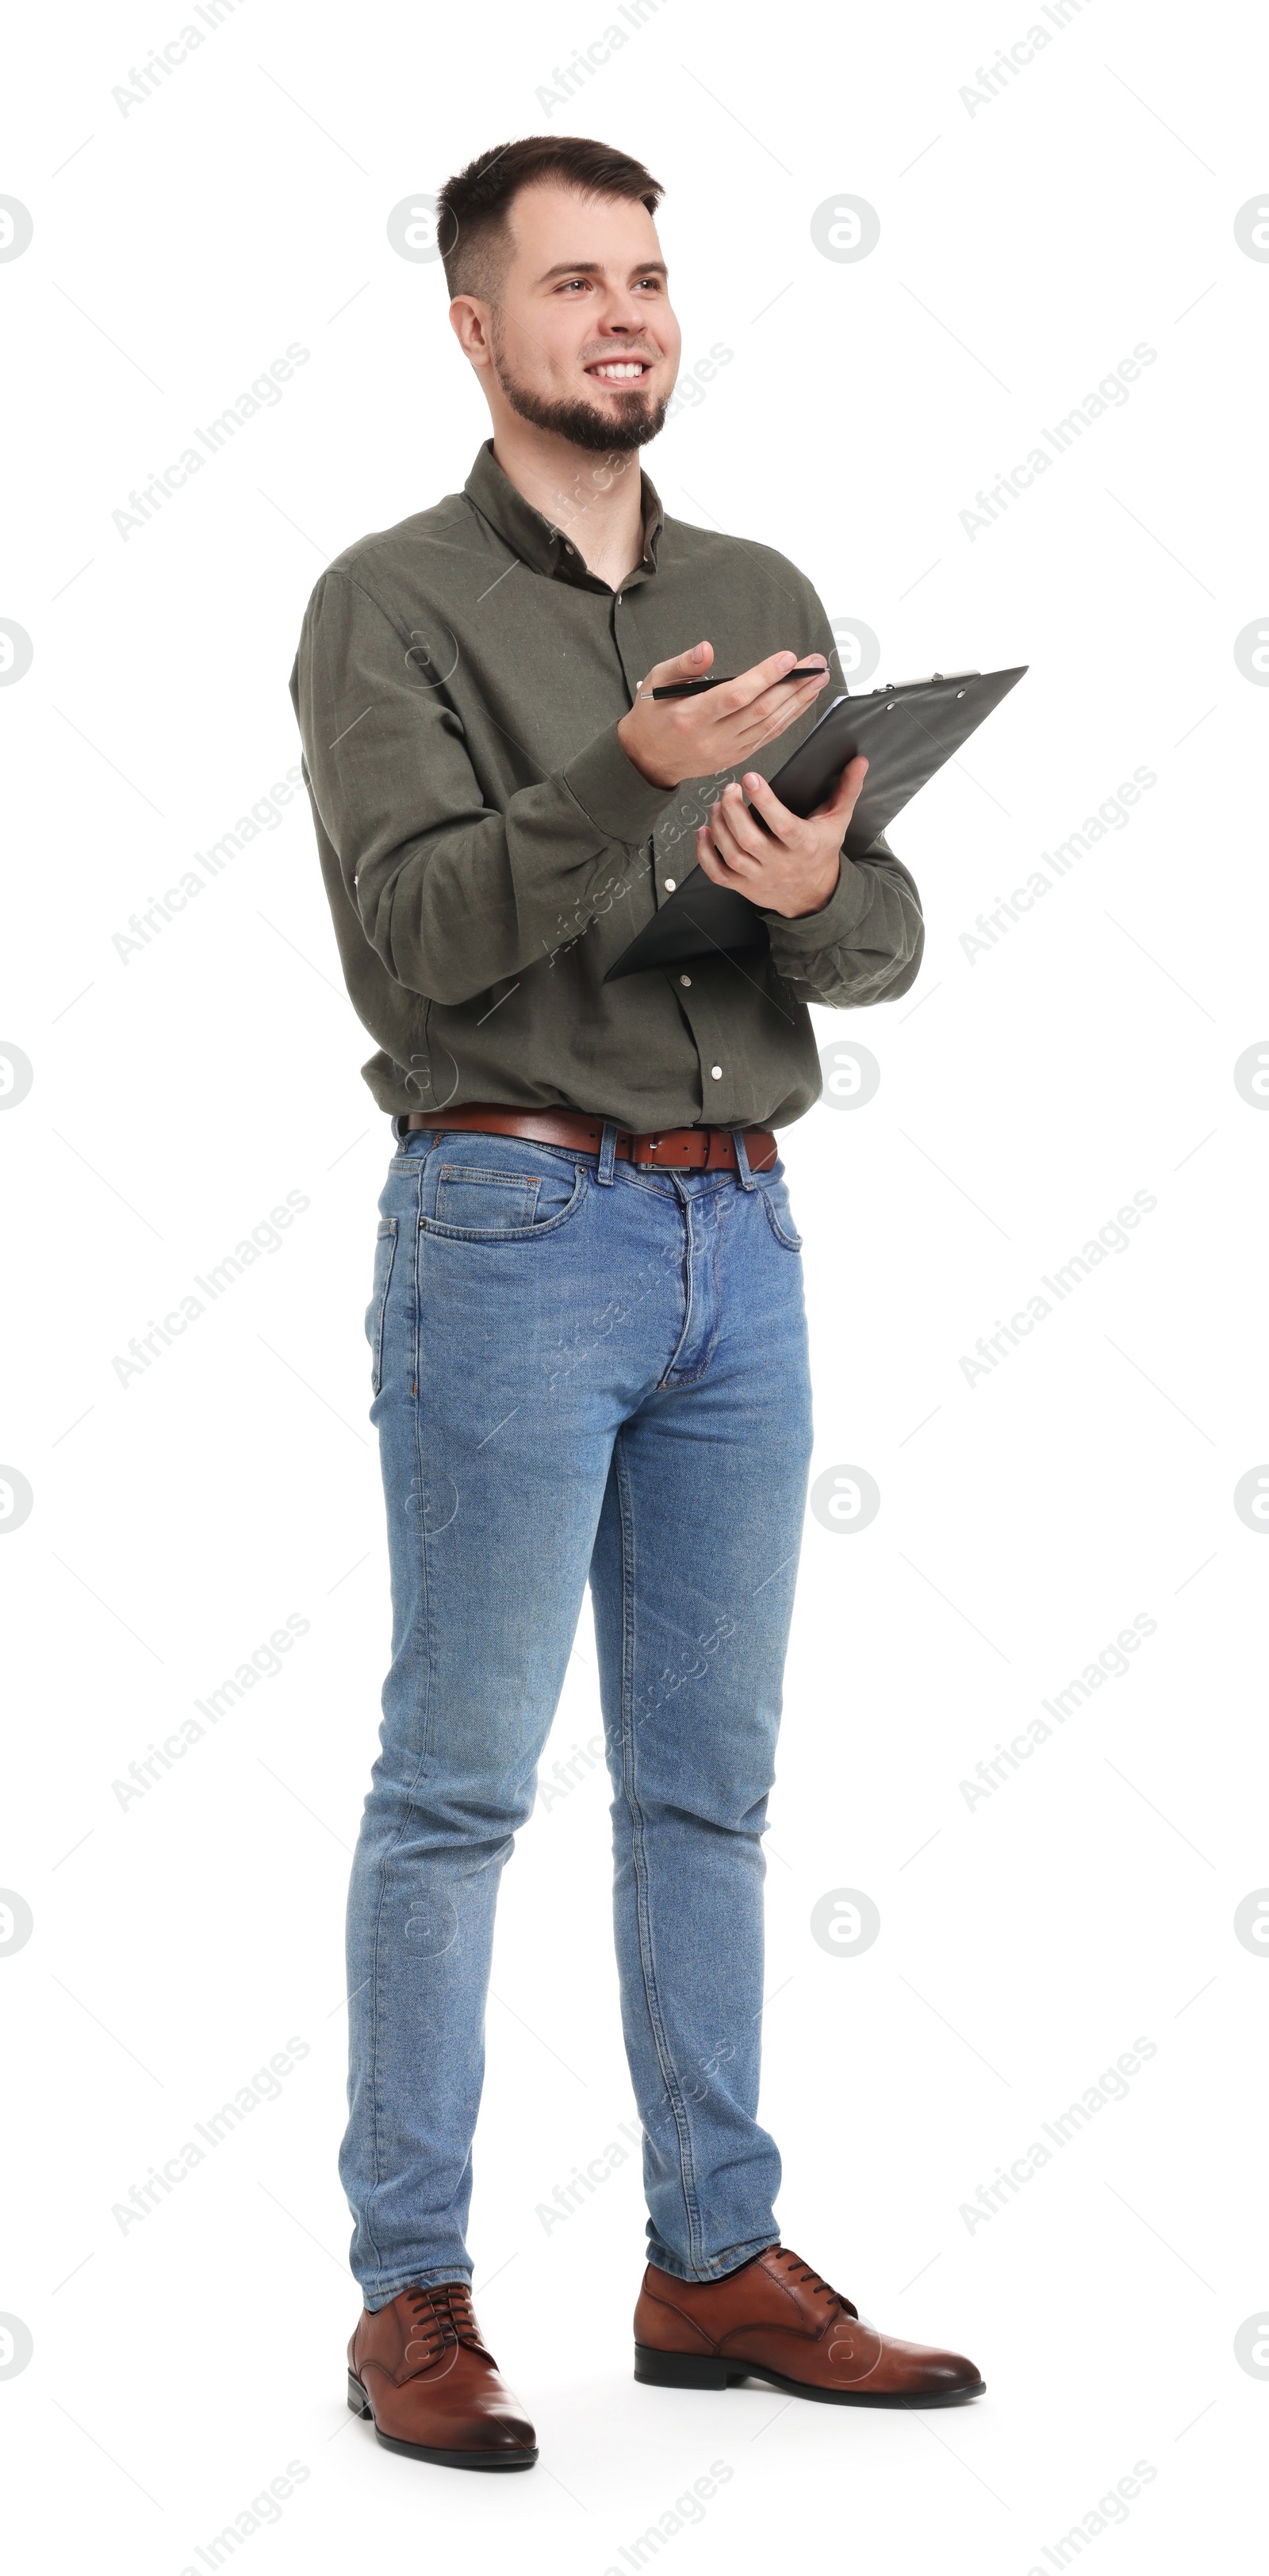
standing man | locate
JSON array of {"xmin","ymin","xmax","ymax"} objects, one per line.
[{"xmin": 291, "ymin": 135, "xmax": 983, "ymax": 2472}]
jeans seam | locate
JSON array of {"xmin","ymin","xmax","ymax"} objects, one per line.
[
  {"xmin": 364, "ymin": 1156, "xmax": 436, "ymax": 2282},
  {"xmin": 658, "ymin": 1194, "xmax": 695, "ymax": 1387},
  {"xmin": 614, "ymin": 1428, "xmax": 707, "ymax": 2271},
  {"xmin": 661, "ymin": 1190, "xmax": 724, "ymax": 1388},
  {"xmin": 370, "ymin": 1219, "xmax": 398, "ymax": 1397}
]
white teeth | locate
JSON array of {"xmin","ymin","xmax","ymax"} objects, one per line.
[{"xmin": 591, "ymin": 362, "xmax": 646, "ymax": 379}]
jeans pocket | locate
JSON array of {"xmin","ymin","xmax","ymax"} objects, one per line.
[
  {"xmin": 435, "ymin": 1166, "xmax": 543, "ymax": 1231},
  {"xmin": 366, "ymin": 1217, "xmax": 398, "ymax": 1393},
  {"xmin": 422, "ymin": 1148, "xmax": 585, "ymax": 1240},
  {"xmin": 758, "ymin": 1173, "xmax": 803, "ymax": 1250}
]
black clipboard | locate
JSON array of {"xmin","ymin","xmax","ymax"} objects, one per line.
[{"xmin": 604, "ymin": 664, "xmax": 1027, "ymax": 982}]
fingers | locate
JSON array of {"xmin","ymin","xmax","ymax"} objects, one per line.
[
  {"xmin": 639, "ymin": 639, "xmax": 714, "ymax": 695},
  {"xmin": 733, "ymin": 666, "xmax": 830, "ymax": 747},
  {"xmin": 741, "ymin": 770, "xmax": 797, "ymax": 839},
  {"xmin": 621, "ymin": 640, "xmax": 832, "ymax": 798},
  {"xmin": 811, "ymin": 752, "xmax": 869, "ymax": 818},
  {"xmin": 738, "ymin": 657, "xmax": 829, "ymax": 722},
  {"xmin": 724, "ymin": 647, "xmax": 823, "ymax": 711},
  {"xmin": 694, "ymin": 829, "xmax": 730, "ymax": 887},
  {"xmin": 699, "ymin": 783, "xmax": 773, "ymax": 873},
  {"xmin": 710, "ymin": 647, "xmax": 796, "ymax": 712}
]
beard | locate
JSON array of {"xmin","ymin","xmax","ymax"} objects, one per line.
[{"xmin": 491, "ymin": 335, "xmax": 669, "ymax": 452}]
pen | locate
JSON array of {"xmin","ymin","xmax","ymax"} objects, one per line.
[{"xmin": 650, "ymin": 665, "xmax": 827, "ymax": 700}]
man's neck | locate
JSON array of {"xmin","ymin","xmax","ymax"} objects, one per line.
[{"xmin": 489, "ymin": 418, "xmax": 646, "ymax": 591}]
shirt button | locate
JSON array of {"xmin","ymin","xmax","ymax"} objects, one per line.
[
  {"xmin": 664, "ymin": 877, "xmax": 677, "ymax": 891},
  {"xmin": 679, "ymin": 973, "xmax": 692, "ymax": 987},
  {"xmin": 710, "ymin": 1065, "xmax": 723, "ymax": 1080}
]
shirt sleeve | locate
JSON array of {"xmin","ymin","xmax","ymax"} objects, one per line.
[
  {"xmin": 291, "ymin": 567, "xmax": 671, "ymax": 1006},
  {"xmin": 759, "ymin": 585, "xmax": 926, "ymax": 1009},
  {"xmin": 763, "ymin": 830, "xmax": 925, "ymax": 1007}
]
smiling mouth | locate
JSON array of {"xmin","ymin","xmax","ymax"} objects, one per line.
[{"xmin": 585, "ymin": 358, "xmax": 653, "ymax": 384}]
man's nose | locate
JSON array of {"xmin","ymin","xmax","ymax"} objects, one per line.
[{"xmin": 594, "ymin": 300, "xmax": 645, "ymax": 335}]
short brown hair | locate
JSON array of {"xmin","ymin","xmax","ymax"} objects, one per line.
[{"xmin": 436, "ymin": 136, "xmax": 664, "ymax": 304}]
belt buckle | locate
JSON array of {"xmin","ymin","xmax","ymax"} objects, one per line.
[{"xmin": 641, "ymin": 1133, "xmax": 688, "ymax": 1171}]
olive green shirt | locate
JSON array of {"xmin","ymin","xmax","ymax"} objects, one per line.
[{"xmin": 289, "ymin": 440, "xmax": 923, "ymax": 1129}]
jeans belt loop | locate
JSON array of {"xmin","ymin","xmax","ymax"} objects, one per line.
[
  {"xmin": 596, "ymin": 1119, "xmax": 619, "ymax": 1186},
  {"xmin": 730, "ymin": 1128, "xmax": 757, "ymax": 1191}
]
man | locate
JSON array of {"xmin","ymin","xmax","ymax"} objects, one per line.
[{"xmin": 291, "ymin": 134, "xmax": 983, "ymax": 2472}]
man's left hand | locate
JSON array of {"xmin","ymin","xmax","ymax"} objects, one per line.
[{"xmin": 695, "ymin": 755, "xmax": 869, "ymax": 918}]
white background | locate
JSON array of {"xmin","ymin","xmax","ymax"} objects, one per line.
[{"xmin": 2, "ymin": 1, "xmax": 1267, "ymax": 2568}]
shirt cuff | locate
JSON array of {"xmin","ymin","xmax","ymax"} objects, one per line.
[
  {"xmin": 762, "ymin": 851, "xmax": 874, "ymax": 955},
  {"xmin": 562, "ymin": 725, "xmax": 673, "ymax": 844}
]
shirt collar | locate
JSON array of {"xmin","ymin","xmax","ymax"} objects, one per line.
[{"xmin": 463, "ymin": 438, "xmax": 662, "ymax": 592}]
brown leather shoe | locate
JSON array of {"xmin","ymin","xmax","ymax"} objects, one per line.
[
  {"xmin": 347, "ymin": 2283, "xmax": 537, "ymax": 2468},
  {"xmin": 634, "ymin": 2244, "xmax": 984, "ymax": 2407}
]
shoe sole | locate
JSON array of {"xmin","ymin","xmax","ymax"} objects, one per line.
[
  {"xmin": 633, "ymin": 2344, "xmax": 985, "ymax": 2407},
  {"xmin": 347, "ymin": 2373, "xmax": 539, "ymax": 2467}
]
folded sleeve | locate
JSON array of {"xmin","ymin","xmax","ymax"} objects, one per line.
[
  {"xmin": 291, "ymin": 569, "xmax": 671, "ymax": 1006},
  {"xmin": 763, "ymin": 830, "xmax": 925, "ymax": 1007}
]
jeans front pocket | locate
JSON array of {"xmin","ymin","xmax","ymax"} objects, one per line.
[
  {"xmin": 420, "ymin": 1136, "xmax": 586, "ymax": 1240},
  {"xmin": 758, "ymin": 1170, "xmax": 803, "ymax": 1251},
  {"xmin": 434, "ymin": 1166, "xmax": 543, "ymax": 1232},
  {"xmin": 366, "ymin": 1217, "xmax": 398, "ymax": 1393}
]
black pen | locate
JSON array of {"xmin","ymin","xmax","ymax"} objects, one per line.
[{"xmin": 650, "ymin": 664, "xmax": 827, "ymax": 700}]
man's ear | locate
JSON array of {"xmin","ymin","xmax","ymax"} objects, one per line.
[{"xmin": 449, "ymin": 297, "xmax": 493, "ymax": 368}]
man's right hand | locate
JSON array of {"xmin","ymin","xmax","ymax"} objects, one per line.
[{"xmin": 616, "ymin": 642, "xmax": 831, "ymax": 792}]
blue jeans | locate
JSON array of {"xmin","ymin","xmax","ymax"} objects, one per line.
[{"xmin": 339, "ymin": 1120, "xmax": 814, "ymax": 2302}]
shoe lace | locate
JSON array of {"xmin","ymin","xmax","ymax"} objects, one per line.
[
  {"xmin": 402, "ymin": 2282, "xmax": 488, "ymax": 2367},
  {"xmin": 774, "ymin": 2246, "xmax": 858, "ymax": 2320}
]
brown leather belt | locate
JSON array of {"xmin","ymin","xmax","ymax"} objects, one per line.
[{"xmin": 403, "ymin": 1104, "xmax": 777, "ymax": 1174}]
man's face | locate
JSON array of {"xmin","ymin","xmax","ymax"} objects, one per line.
[{"xmin": 463, "ymin": 182, "xmax": 681, "ymax": 452}]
